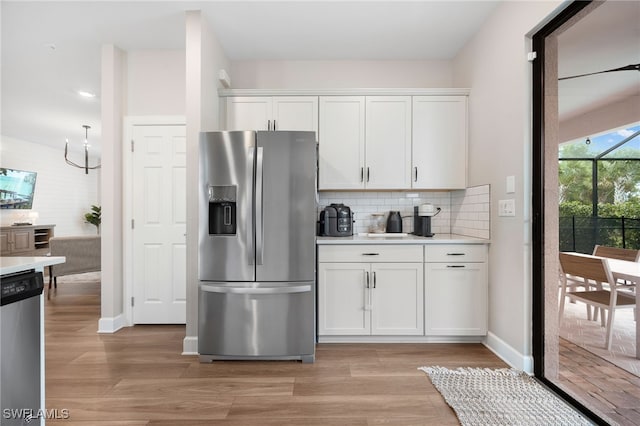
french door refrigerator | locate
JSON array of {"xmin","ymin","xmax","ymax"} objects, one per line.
[{"xmin": 198, "ymin": 130, "xmax": 317, "ymax": 363}]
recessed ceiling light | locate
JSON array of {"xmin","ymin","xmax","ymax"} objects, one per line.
[{"xmin": 77, "ymin": 90, "xmax": 96, "ymax": 98}]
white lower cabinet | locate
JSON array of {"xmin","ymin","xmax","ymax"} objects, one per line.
[
  {"xmin": 318, "ymin": 243, "xmax": 488, "ymax": 340},
  {"xmin": 318, "ymin": 245, "xmax": 424, "ymax": 336},
  {"xmin": 424, "ymin": 245, "xmax": 488, "ymax": 336},
  {"xmin": 318, "ymin": 263, "xmax": 370, "ymax": 335},
  {"xmin": 370, "ymin": 263, "xmax": 424, "ymax": 335}
]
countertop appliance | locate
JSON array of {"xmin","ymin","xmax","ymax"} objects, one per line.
[
  {"xmin": 386, "ymin": 211, "xmax": 403, "ymax": 233},
  {"xmin": 319, "ymin": 203, "xmax": 353, "ymax": 236},
  {"xmin": 413, "ymin": 204, "xmax": 441, "ymax": 237},
  {"xmin": 198, "ymin": 131, "xmax": 316, "ymax": 363},
  {"xmin": 1, "ymin": 269, "xmax": 44, "ymax": 425}
]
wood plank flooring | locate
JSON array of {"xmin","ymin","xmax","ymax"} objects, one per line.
[{"xmin": 44, "ymin": 280, "xmax": 507, "ymax": 425}]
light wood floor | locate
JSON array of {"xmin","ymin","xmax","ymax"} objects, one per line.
[{"xmin": 44, "ymin": 280, "xmax": 508, "ymax": 425}]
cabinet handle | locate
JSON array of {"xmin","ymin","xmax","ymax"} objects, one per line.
[
  {"xmin": 447, "ymin": 253, "xmax": 466, "ymax": 256},
  {"xmin": 273, "ymin": 120, "xmax": 276, "ymax": 130},
  {"xmin": 360, "ymin": 167, "xmax": 364, "ymax": 182},
  {"xmin": 267, "ymin": 120, "xmax": 271, "ymax": 131},
  {"xmin": 414, "ymin": 166, "xmax": 418, "ymax": 182},
  {"xmin": 447, "ymin": 265, "xmax": 466, "ymax": 268},
  {"xmin": 367, "ymin": 167, "xmax": 370, "ymax": 182},
  {"xmin": 362, "ymin": 253, "xmax": 380, "ymax": 256},
  {"xmin": 373, "ymin": 271, "xmax": 376, "ymax": 288},
  {"xmin": 365, "ymin": 271, "xmax": 370, "ymax": 289}
]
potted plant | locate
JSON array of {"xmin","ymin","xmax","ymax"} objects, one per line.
[{"xmin": 84, "ymin": 205, "xmax": 101, "ymax": 234}]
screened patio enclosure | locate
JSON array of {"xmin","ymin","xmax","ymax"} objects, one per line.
[{"xmin": 559, "ymin": 125, "xmax": 640, "ymax": 253}]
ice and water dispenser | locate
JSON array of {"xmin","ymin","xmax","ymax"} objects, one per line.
[{"xmin": 208, "ymin": 185, "xmax": 237, "ymax": 235}]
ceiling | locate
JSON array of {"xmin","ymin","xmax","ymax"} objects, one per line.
[
  {"xmin": 558, "ymin": 0, "xmax": 640, "ymax": 123},
  {"xmin": 1, "ymin": 1, "xmax": 638, "ymax": 155}
]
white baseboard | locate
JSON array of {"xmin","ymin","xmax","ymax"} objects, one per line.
[
  {"xmin": 318, "ymin": 335, "xmax": 484, "ymax": 344},
  {"xmin": 97, "ymin": 314, "xmax": 127, "ymax": 333},
  {"xmin": 484, "ymin": 331, "xmax": 534, "ymax": 374},
  {"xmin": 183, "ymin": 336, "xmax": 198, "ymax": 355}
]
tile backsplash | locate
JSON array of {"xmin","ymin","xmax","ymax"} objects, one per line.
[
  {"xmin": 318, "ymin": 184, "xmax": 490, "ymax": 238},
  {"xmin": 451, "ymin": 184, "xmax": 491, "ymax": 239}
]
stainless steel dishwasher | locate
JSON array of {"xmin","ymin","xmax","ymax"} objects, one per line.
[{"xmin": 1, "ymin": 269, "xmax": 44, "ymax": 426}]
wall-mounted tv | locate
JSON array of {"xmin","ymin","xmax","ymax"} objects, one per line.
[{"xmin": 0, "ymin": 168, "xmax": 37, "ymax": 209}]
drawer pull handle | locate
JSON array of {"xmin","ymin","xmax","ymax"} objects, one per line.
[
  {"xmin": 446, "ymin": 253, "xmax": 466, "ymax": 256},
  {"xmin": 362, "ymin": 253, "xmax": 380, "ymax": 256},
  {"xmin": 447, "ymin": 265, "xmax": 466, "ymax": 268}
]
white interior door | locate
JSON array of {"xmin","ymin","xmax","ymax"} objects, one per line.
[{"xmin": 132, "ymin": 124, "xmax": 187, "ymax": 324}]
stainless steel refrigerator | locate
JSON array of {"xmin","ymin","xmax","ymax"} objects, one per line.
[{"xmin": 198, "ymin": 130, "xmax": 316, "ymax": 363}]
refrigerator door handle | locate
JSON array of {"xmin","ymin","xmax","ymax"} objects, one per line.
[
  {"xmin": 200, "ymin": 283, "xmax": 312, "ymax": 294},
  {"xmin": 256, "ymin": 146, "xmax": 265, "ymax": 265},
  {"xmin": 247, "ymin": 148, "xmax": 255, "ymax": 265}
]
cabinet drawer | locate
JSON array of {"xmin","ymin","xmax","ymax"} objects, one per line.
[
  {"xmin": 318, "ymin": 245, "xmax": 423, "ymax": 263},
  {"xmin": 425, "ymin": 244, "xmax": 486, "ymax": 263}
]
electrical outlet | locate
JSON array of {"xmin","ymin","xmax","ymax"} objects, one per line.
[{"xmin": 498, "ymin": 199, "xmax": 516, "ymax": 217}]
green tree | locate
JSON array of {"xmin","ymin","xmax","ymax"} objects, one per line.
[{"xmin": 559, "ymin": 144, "xmax": 640, "ymax": 212}]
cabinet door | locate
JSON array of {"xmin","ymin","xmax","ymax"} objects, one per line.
[
  {"xmin": 370, "ymin": 263, "xmax": 424, "ymax": 335},
  {"xmin": 425, "ymin": 262, "xmax": 487, "ymax": 335},
  {"xmin": 272, "ymin": 96, "xmax": 318, "ymax": 137},
  {"xmin": 365, "ymin": 96, "xmax": 412, "ymax": 189},
  {"xmin": 226, "ymin": 97, "xmax": 272, "ymax": 131},
  {"xmin": 412, "ymin": 96, "xmax": 467, "ymax": 189},
  {"xmin": 0, "ymin": 231, "xmax": 9, "ymax": 254},
  {"xmin": 11, "ymin": 228, "xmax": 35, "ymax": 253},
  {"xmin": 318, "ymin": 96, "xmax": 366, "ymax": 190},
  {"xmin": 318, "ymin": 263, "xmax": 370, "ymax": 335}
]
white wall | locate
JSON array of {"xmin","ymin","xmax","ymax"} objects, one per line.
[
  {"xmin": 231, "ymin": 60, "xmax": 453, "ymax": 89},
  {"xmin": 0, "ymin": 136, "xmax": 99, "ymax": 235},
  {"xmin": 127, "ymin": 50, "xmax": 186, "ymax": 116},
  {"xmin": 99, "ymin": 46, "xmax": 187, "ymax": 332},
  {"xmin": 100, "ymin": 44, "xmax": 127, "ymax": 333},
  {"xmin": 184, "ymin": 10, "xmax": 230, "ymax": 354},
  {"xmin": 452, "ymin": 0, "xmax": 562, "ymax": 371}
]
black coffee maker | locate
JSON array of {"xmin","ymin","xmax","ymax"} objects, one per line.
[{"xmin": 412, "ymin": 204, "xmax": 441, "ymax": 237}]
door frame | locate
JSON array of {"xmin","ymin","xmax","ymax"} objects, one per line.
[
  {"xmin": 530, "ymin": 2, "xmax": 608, "ymax": 424},
  {"xmin": 122, "ymin": 116, "xmax": 186, "ymax": 326}
]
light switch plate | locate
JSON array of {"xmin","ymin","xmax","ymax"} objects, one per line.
[
  {"xmin": 498, "ymin": 199, "xmax": 516, "ymax": 217},
  {"xmin": 506, "ymin": 176, "xmax": 515, "ymax": 194}
]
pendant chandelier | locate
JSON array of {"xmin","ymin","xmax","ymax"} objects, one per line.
[{"xmin": 65, "ymin": 125, "xmax": 101, "ymax": 174}]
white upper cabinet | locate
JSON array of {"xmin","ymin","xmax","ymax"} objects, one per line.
[
  {"xmin": 226, "ymin": 97, "xmax": 272, "ymax": 131},
  {"xmin": 226, "ymin": 91, "xmax": 468, "ymax": 191},
  {"xmin": 272, "ymin": 97, "xmax": 318, "ymax": 135},
  {"xmin": 226, "ymin": 96, "xmax": 318, "ymax": 136},
  {"xmin": 412, "ymin": 96, "xmax": 467, "ymax": 189},
  {"xmin": 319, "ymin": 96, "xmax": 411, "ymax": 190},
  {"xmin": 318, "ymin": 96, "xmax": 366, "ymax": 190},
  {"xmin": 365, "ymin": 96, "xmax": 412, "ymax": 189}
]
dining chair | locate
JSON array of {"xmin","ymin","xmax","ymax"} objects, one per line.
[
  {"xmin": 592, "ymin": 245, "xmax": 640, "ymax": 262},
  {"xmin": 592, "ymin": 245, "xmax": 639, "ymax": 320},
  {"xmin": 559, "ymin": 252, "xmax": 636, "ymax": 351}
]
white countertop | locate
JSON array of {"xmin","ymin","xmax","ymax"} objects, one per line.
[
  {"xmin": 0, "ymin": 256, "xmax": 66, "ymax": 275},
  {"xmin": 317, "ymin": 233, "xmax": 489, "ymax": 245}
]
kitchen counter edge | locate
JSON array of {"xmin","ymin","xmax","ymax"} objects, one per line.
[
  {"xmin": 317, "ymin": 234, "xmax": 489, "ymax": 245},
  {"xmin": 0, "ymin": 256, "xmax": 66, "ymax": 275}
]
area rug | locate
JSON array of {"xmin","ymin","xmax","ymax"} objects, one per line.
[{"xmin": 419, "ymin": 366, "xmax": 592, "ymax": 426}]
